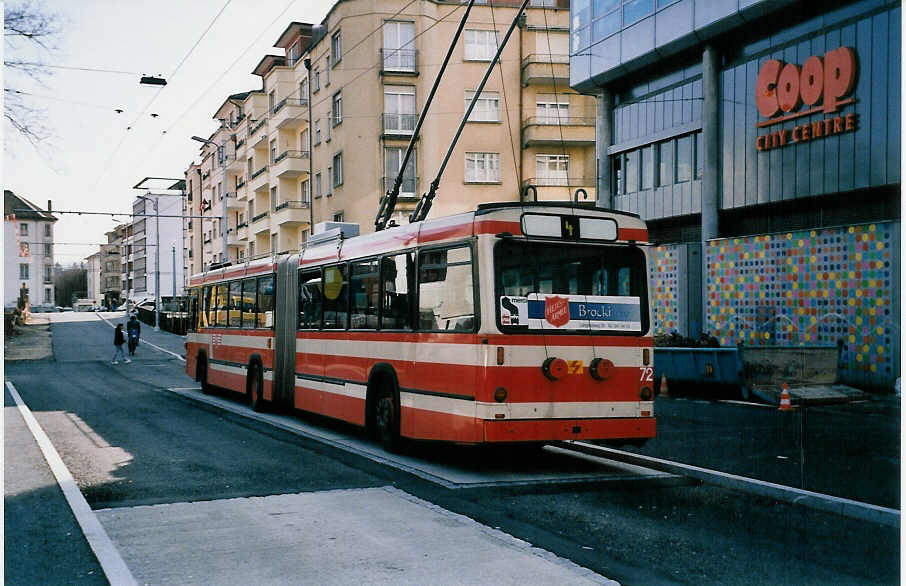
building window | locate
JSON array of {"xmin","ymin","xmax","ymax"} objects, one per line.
[
  {"xmin": 333, "ymin": 211, "xmax": 344, "ymax": 222},
  {"xmin": 327, "ymin": 166, "xmax": 333, "ymax": 195},
  {"xmin": 536, "ymin": 95, "xmax": 569, "ymax": 124},
  {"xmin": 464, "ymin": 29, "xmax": 498, "ymax": 61},
  {"xmin": 314, "ymin": 119, "xmax": 321, "ymax": 145},
  {"xmin": 641, "ymin": 145, "xmax": 654, "ymax": 190},
  {"xmin": 333, "ymin": 152, "xmax": 343, "ymax": 187},
  {"xmin": 19, "ymin": 223, "xmax": 28, "ymax": 236},
  {"xmin": 384, "ymin": 85, "xmax": 416, "ymax": 133},
  {"xmin": 623, "ymin": 0, "xmax": 654, "ymax": 27},
  {"xmin": 325, "ymin": 55, "xmax": 331, "ymax": 85},
  {"xmin": 44, "ymin": 287, "xmax": 52, "ymax": 303},
  {"xmin": 313, "ymin": 67, "xmax": 320, "ymax": 92},
  {"xmin": 269, "ymin": 90, "xmax": 276, "ymax": 113},
  {"xmin": 383, "ymin": 21, "xmax": 416, "ymax": 71},
  {"xmin": 271, "ymin": 186, "xmax": 278, "ymax": 210},
  {"xmin": 385, "ymin": 147, "xmax": 416, "ymax": 195},
  {"xmin": 43, "ymin": 243, "xmax": 51, "ymax": 257},
  {"xmin": 332, "ymin": 92, "xmax": 343, "ymax": 126},
  {"xmin": 44, "ymin": 224, "xmax": 51, "ymax": 237},
  {"xmin": 625, "ymin": 149, "xmax": 639, "ymax": 193},
  {"xmin": 535, "ymin": 154, "xmax": 569, "ymax": 186},
  {"xmin": 695, "ymin": 132, "xmax": 703, "ymax": 180},
  {"xmin": 248, "ymin": 158, "xmax": 254, "ymax": 175},
  {"xmin": 465, "ymin": 90, "xmax": 500, "ymax": 122},
  {"xmin": 270, "ymin": 139, "xmax": 277, "ymax": 164},
  {"xmin": 301, "ymin": 179, "xmax": 310, "ymax": 204},
  {"xmin": 300, "ymin": 78, "xmax": 308, "ymax": 99},
  {"xmin": 315, "ymin": 173, "xmax": 322, "ymax": 198},
  {"xmin": 19, "ymin": 264, "xmax": 28, "ymax": 280},
  {"xmin": 332, "ymin": 31, "xmax": 342, "ymax": 64},
  {"xmin": 676, "ymin": 134, "xmax": 692, "ymax": 183},
  {"xmin": 658, "ymin": 140, "xmax": 674, "ymax": 186},
  {"xmin": 44, "ymin": 265, "xmax": 52, "ymax": 282},
  {"xmin": 465, "ymin": 152, "xmax": 500, "ymax": 183}
]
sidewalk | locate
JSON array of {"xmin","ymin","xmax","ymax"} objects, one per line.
[{"xmin": 4, "ymin": 313, "xmax": 53, "ymax": 361}]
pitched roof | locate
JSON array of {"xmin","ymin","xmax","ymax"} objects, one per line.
[{"xmin": 4, "ymin": 190, "xmax": 57, "ymax": 222}]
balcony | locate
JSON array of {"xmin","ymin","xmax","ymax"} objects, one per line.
[
  {"xmin": 226, "ymin": 153, "xmax": 245, "ymax": 173},
  {"xmin": 219, "ymin": 191, "xmax": 242, "ymax": 211},
  {"xmin": 248, "ymin": 118, "xmax": 268, "ymax": 148},
  {"xmin": 273, "ymin": 200, "xmax": 310, "ymax": 227},
  {"xmin": 521, "ymin": 116, "xmax": 595, "ymax": 147},
  {"xmin": 271, "ymin": 98, "xmax": 309, "ymax": 129},
  {"xmin": 380, "ymin": 48, "xmax": 417, "ymax": 76},
  {"xmin": 251, "ymin": 211, "xmax": 270, "ymax": 234},
  {"xmin": 250, "ymin": 165, "xmax": 269, "ymax": 192},
  {"xmin": 381, "ymin": 176, "xmax": 419, "ymax": 201},
  {"xmin": 521, "ymin": 53, "xmax": 570, "ymax": 86},
  {"xmin": 520, "ymin": 177, "xmax": 597, "ymax": 202},
  {"xmin": 237, "ymin": 222, "xmax": 248, "ymax": 240},
  {"xmin": 273, "ymin": 149, "xmax": 309, "ymax": 177},
  {"xmin": 381, "ymin": 113, "xmax": 417, "ymax": 137}
]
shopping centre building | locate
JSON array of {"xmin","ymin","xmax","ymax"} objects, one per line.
[{"xmin": 570, "ymin": 0, "xmax": 900, "ymax": 389}]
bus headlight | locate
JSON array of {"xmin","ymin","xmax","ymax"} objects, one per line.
[
  {"xmin": 589, "ymin": 358, "xmax": 613, "ymax": 381},
  {"xmin": 541, "ymin": 357, "xmax": 568, "ymax": 381},
  {"xmin": 494, "ymin": 387, "xmax": 507, "ymax": 402}
]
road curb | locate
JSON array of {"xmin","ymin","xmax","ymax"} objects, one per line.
[{"xmin": 562, "ymin": 441, "xmax": 900, "ymax": 528}]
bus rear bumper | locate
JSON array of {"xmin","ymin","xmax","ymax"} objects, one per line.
[{"xmin": 483, "ymin": 417, "xmax": 656, "ymax": 443}]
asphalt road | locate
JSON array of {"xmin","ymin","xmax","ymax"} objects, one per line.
[{"xmin": 4, "ymin": 314, "xmax": 900, "ymax": 584}]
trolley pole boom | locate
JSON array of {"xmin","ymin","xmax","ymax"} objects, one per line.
[
  {"xmin": 410, "ymin": 0, "xmax": 529, "ymax": 225},
  {"xmin": 374, "ymin": 0, "xmax": 477, "ymax": 232}
]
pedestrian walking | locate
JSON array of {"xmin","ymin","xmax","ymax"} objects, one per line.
[
  {"xmin": 112, "ymin": 324, "xmax": 131, "ymax": 364},
  {"xmin": 127, "ymin": 313, "xmax": 141, "ymax": 356}
]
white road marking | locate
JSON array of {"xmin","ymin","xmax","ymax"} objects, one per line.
[
  {"xmin": 96, "ymin": 313, "xmax": 185, "ymax": 362},
  {"xmin": 5, "ymin": 381, "xmax": 137, "ymax": 585}
]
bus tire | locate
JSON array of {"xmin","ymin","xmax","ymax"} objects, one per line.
[
  {"xmin": 374, "ymin": 388, "xmax": 401, "ymax": 453},
  {"xmin": 246, "ymin": 362, "xmax": 264, "ymax": 412},
  {"xmin": 196, "ymin": 353, "xmax": 211, "ymax": 394}
]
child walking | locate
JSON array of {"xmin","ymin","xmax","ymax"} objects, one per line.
[{"xmin": 112, "ymin": 324, "xmax": 131, "ymax": 364}]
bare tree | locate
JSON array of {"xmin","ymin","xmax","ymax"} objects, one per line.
[{"xmin": 4, "ymin": 2, "xmax": 61, "ymax": 147}]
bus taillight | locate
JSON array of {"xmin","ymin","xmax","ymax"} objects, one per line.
[{"xmin": 541, "ymin": 357, "xmax": 568, "ymax": 381}]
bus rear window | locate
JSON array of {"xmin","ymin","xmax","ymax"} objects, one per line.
[{"xmin": 494, "ymin": 241, "xmax": 648, "ymax": 334}]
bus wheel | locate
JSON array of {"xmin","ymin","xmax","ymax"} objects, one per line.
[
  {"xmin": 247, "ymin": 363, "xmax": 264, "ymax": 412},
  {"xmin": 197, "ymin": 354, "xmax": 211, "ymax": 394},
  {"xmin": 374, "ymin": 390, "xmax": 400, "ymax": 452}
]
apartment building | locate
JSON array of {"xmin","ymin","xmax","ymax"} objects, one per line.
[
  {"xmin": 121, "ymin": 186, "xmax": 186, "ymax": 304},
  {"xmin": 3, "ymin": 190, "xmax": 57, "ymax": 310},
  {"xmin": 85, "ymin": 252, "xmax": 102, "ymax": 307},
  {"xmin": 185, "ymin": 0, "xmax": 590, "ymax": 272},
  {"xmin": 102, "ymin": 224, "xmax": 127, "ymax": 309}
]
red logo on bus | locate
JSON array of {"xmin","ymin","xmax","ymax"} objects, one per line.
[{"xmin": 545, "ymin": 296, "xmax": 570, "ymax": 328}]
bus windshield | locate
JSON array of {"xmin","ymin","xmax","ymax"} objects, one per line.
[{"xmin": 494, "ymin": 240, "xmax": 648, "ymax": 334}]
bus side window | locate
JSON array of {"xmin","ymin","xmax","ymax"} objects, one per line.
[
  {"xmin": 381, "ymin": 253, "xmax": 413, "ymax": 330},
  {"xmin": 349, "ymin": 259, "xmax": 379, "ymax": 329},
  {"xmin": 228, "ymin": 281, "xmax": 242, "ymax": 327},
  {"xmin": 203, "ymin": 285, "xmax": 213, "ymax": 328},
  {"xmin": 257, "ymin": 275, "xmax": 275, "ymax": 328},
  {"xmin": 241, "ymin": 278, "xmax": 257, "ymax": 328},
  {"xmin": 215, "ymin": 284, "xmax": 229, "ymax": 327},
  {"xmin": 190, "ymin": 288, "xmax": 199, "ymax": 331},
  {"xmin": 418, "ymin": 246, "xmax": 474, "ymax": 332},
  {"xmin": 298, "ymin": 270, "xmax": 322, "ymax": 329},
  {"xmin": 322, "ymin": 264, "xmax": 348, "ymax": 329}
]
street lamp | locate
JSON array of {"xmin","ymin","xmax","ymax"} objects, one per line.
[
  {"xmin": 192, "ymin": 124, "xmax": 230, "ymax": 264},
  {"xmin": 135, "ymin": 193, "xmax": 161, "ymax": 331}
]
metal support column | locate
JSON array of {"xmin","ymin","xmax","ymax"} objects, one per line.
[
  {"xmin": 596, "ymin": 87, "xmax": 613, "ymax": 209},
  {"xmin": 700, "ymin": 44, "xmax": 721, "ymax": 337}
]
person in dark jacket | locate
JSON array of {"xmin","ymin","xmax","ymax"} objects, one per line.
[
  {"xmin": 112, "ymin": 324, "xmax": 130, "ymax": 364},
  {"xmin": 127, "ymin": 314, "xmax": 141, "ymax": 355}
]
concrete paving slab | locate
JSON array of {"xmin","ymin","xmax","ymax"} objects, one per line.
[
  {"xmin": 96, "ymin": 487, "xmax": 616, "ymax": 586},
  {"xmin": 167, "ymin": 387, "xmax": 678, "ymax": 490}
]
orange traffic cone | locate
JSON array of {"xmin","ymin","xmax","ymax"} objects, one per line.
[
  {"xmin": 778, "ymin": 383, "xmax": 792, "ymax": 411},
  {"xmin": 659, "ymin": 373, "xmax": 670, "ymax": 398}
]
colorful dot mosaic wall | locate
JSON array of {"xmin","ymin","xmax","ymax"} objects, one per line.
[
  {"xmin": 649, "ymin": 245, "xmax": 680, "ymax": 336},
  {"xmin": 702, "ymin": 222, "xmax": 898, "ymax": 388}
]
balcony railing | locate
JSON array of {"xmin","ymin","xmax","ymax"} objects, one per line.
[
  {"xmin": 275, "ymin": 200, "xmax": 310, "ymax": 211},
  {"xmin": 380, "ymin": 48, "xmax": 417, "ymax": 74},
  {"xmin": 237, "ymin": 221, "xmax": 248, "ymax": 228},
  {"xmin": 236, "ymin": 178, "xmax": 246, "ymax": 189},
  {"xmin": 273, "ymin": 97, "xmax": 287, "ymax": 114},
  {"xmin": 520, "ymin": 53, "xmax": 570, "ymax": 68},
  {"xmin": 274, "ymin": 149, "xmax": 310, "ymax": 164},
  {"xmin": 522, "ymin": 115, "xmax": 596, "ymax": 127},
  {"xmin": 249, "ymin": 118, "xmax": 267, "ymax": 136},
  {"xmin": 251, "ymin": 211, "xmax": 269, "ymax": 223},
  {"xmin": 251, "ymin": 166, "xmax": 268, "ymax": 179},
  {"xmin": 382, "ymin": 113, "xmax": 417, "ymax": 135},
  {"xmin": 236, "ymin": 138, "xmax": 246, "ymax": 148}
]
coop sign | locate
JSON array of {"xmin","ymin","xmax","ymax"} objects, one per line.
[{"xmin": 754, "ymin": 47, "xmax": 859, "ymax": 151}]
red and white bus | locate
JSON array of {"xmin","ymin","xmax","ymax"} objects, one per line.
[{"xmin": 185, "ymin": 202, "xmax": 655, "ymax": 450}]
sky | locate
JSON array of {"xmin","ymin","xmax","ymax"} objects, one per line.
[{"xmin": 5, "ymin": 0, "xmax": 334, "ymax": 264}]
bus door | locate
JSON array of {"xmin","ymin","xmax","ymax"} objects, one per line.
[{"xmin": 412, "ymin": 244, "xmax": 480, "ymax": 440}]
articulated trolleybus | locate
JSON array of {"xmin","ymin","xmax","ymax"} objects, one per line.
[{"xmin": 185, "ymin": 202, "xmax": 655, "ymax": 450}]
